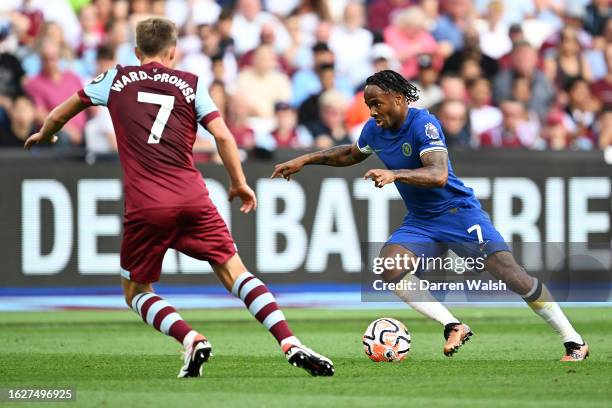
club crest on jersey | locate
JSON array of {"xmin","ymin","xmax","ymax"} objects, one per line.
[
  {"xmin": 425, "ymin": 122, "xmax": 440, "ymax": 139},
  {"xmin": 91, "ymin": 72, "xmax": 107, "ymax": 84},
  {"xmin": 402, "ymin": 142, "xmax": 412, "ymax": 157}
]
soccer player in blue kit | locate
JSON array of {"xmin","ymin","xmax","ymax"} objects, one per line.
[{"xmin": 272, "ymin": 70, "xmax": 589, "ymax": 361}]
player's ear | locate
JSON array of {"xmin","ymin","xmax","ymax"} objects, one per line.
[
  {"xmin": 167, "ymin": 46, "xmax": 177, "ymax": 66},
  {"xmin": 135, "ymin": 47, "xmax": 142, "ymax": 62},
  {"xmin": 394, "ymin": 93, "xmax": 403, "ymax": 106}
]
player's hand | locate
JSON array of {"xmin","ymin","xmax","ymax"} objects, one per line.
[
  {"xmin": 271, "ymin": 158, "xmax": 305, "ymax": 181},
  {"xmin": 23, "ymin": 132, "xmax": 58, "ymax": 150},
  {"xmin": 364, "ymin": 169, "xmax": 396, "ymax": 188},
  {"xmin": 229, "ymin": 183, "xmax": 257, "ymax": 213}
]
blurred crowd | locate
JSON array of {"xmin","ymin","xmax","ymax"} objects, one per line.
[{"xmin": 0, "ymin": 0, "xmax": 610, "ymax": 160}]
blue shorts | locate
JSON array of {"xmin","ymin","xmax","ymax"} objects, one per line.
[{"xmin": 387, "ymin": 204, "xmax": 509, "ymax": 260}]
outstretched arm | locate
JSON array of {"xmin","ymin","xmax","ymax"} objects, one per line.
[
  {"xmin": 364, "ymin": 151, "xmax": 448, "ymax": 188},
  {"xmin": 272, "ymin": 143, "xmax": 369, "ymax": 180},
  {"xmin": 206, "ymin": 116, "xmax": 257, "ymax": 213},
  {"xmin": 24, "ymin": 93, "xmax": 88, "ymax": 149}
]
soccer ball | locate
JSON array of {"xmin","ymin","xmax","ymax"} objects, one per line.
[{"xmin": 362, "ymin": 317, "xmax": 411, "ymax": 362}]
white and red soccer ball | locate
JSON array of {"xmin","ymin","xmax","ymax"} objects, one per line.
[{"xmin": 362, "ymin": 318, "xmax": 411, "ymax": 362}]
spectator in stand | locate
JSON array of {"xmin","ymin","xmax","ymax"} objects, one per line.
[
  {"xmin": 439, "ymin": 74, "xmax": 468, "ymax": 101},
  {"xmin": 420, "ymin": 0, "xmax": 440, "ymax": 30},
  {"xmin": 230, "ymin": 0, "xmax": 291, "ymax": 55},
  {"xmin": 541, "ymin": 4, "xmax": 592, "ymax": 52},
  {"xmin": 591, "ymin": 43, "xmax": 612, "ymax": 111},
  {"xmin": 383, "ymin": 6, "xmax": 438, "ymax": 79},
  {"xmin": 432, "ymin": 0, "xmax": 472, "ymax": 54},
  {"xmin": 238, "ymin": 22, "xmax": 292, "ymax": 75},
  {"xmin": 474, "ymin": 0, "xmax": 534, "ymax": 26},
  {"xmin": 345, "ymin": 43, "xmax": 399, "ymax": 135},
  {"xmin": 584, "ymin": 0, "xmax": 610, "ymax": 38},
  {"xmin": 283, "ymin": 14, "xmax": 312, "ymax": 71},
  {"xmin": 0, "ymin": 95, "xmax": 37, "ymax": 147},
  {"xmin": 226, "ymin": 94, "xmax": 256, "ymax": 154},
  {"xmin": 597, "ymin": 110, "xmax": 612, "ymax": 148},
  {"xmin": 24, "ymin": 39, "xmax": 85, "ymax": 145},
  {"xmin": 429, "ymin": 73, "xmax": 467, "ymax": 115},
  {"xmin": 437, "ymin": 99, "xmax": 472, "ymax": 149},
  {"xmin": 561, "ymin": 78, "xmax": 599, "ymax": 148},
  {"xmin": 180, "ymin": 23, "xmax": 239, "ymax": 87},
  {"xmin": 15, "ymin": 0, "xmax": 44, "ymax": 48},
  {"xmin": 309, "ymin": 89, "xmax": 352, "ymax": 148},
  {"xmin": 368, "ymin": 0, "xmax": 414, "ymax": 33},
  {"xmin": 480, "ymin": 100, "xmax": 538, "ymax": 148},
  {"xmin": 93, "ymin": 0, "xmax": 113, "ymax": 27},
  {"xmin": 0, "ymin": 44, "xmax": 25, "ymax": 108},
  {"xmin": 291, "ymin": 41, "xmax": 352, "ymax": 106},
  {"xmin": 105, "ymin": 18, "xmax": 138, "ymax": 67},
  {"xmin": 586, "ymin": 15, "xmax": 612, "ymax": 82},
  {"xmin": 511, "ymin": 76, "xmax": 543, "ymax": 135},
  {"xmin": 298, "ymin": 62, "xmax": 336, "ymax": 129},
  {"xmin": 493, "ymin": 41, "xmax": 554, "ymax": 121},
  {"xmin": 329, "ymin": 1, "xmax": 373, "ymax": 88},
  {"xmin": 412, "ymin": 54, "xmax": 444, "ymax": 109},
  {"xmin": 77, "ymin": 4, "xmax": 104, "ymax": 57},
  {"xmin": 468, "ymin": 77, "xmax": 502, "ymax": 140},
  {"xmin": 475, "ymin": 0, "xmax": 512, "ymax": 60},
  {"xmin": 544, "ymin": 27, "xmax": 593, "ymax": 91},
  {"xmin": 21, "ymin": 21, "xmax": 75, "ymax": 77},
  {"xmin": 235, "ymin": 44, "xmax": 292, "ymax": 120},
  {"xmin": 215, "ymin": 8, "xmax": 236, "ymax": 55},
  {"xmin": 442, "ymin": 28, "xmax": 498, "ymax": 78},
  {"xmin": 459, "ymin": 56, "xmax": 484, "ymax": 83},
  {"xmin": 208, "ymin": 80, "xmax": 228, "ymax": 119},
  {"xmin": 290, "ymin": 0, "xmax": 332, "ymax": 48},
  {"xmin": 264, "ymin": 101, "xmax": 312, "ymax": 150},
  {"xmin": 74, "ymin": 4, "xmax": 105, "ymax": 78}
]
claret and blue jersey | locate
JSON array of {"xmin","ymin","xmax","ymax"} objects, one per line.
[{"xmin": 357, "ymin": 107, "xmax": 507, "ymax": 258}]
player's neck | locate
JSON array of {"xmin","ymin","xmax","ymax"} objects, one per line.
[
  {"xmin": 140, "ymin": 57, "xmax": 167, "ymax": 67},
  {"xmin": 390, "ymin": 105, "xmax": 410, "ymax": 131}
]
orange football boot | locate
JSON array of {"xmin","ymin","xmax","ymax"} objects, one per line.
[{"xmin": 443, "ymin": 323, "xmax": 473, "ymax": 357}]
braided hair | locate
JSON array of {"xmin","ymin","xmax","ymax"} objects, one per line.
[{"xmin": 365, "ymin": 70, "xmax": 420, "ymax": 103}]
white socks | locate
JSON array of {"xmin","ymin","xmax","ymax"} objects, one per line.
[
  {"xmin": 393, "ymin": 273, "xmax": 461, "ymax": 326},
  {"xmin": 522, "ymin": 278, "xmax": 584, "ymax": 344}
]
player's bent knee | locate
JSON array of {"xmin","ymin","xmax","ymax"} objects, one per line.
[
  {"xmin": 121, "ymin": 278, "xmax": 151, "ymax": 308},
  {"xmin": 212, "ymin": 253, "xmax": 248, "ymax": 291},
  {"xmin": 382, "ymin": 268, "xmax": 409, "ymax": 284}
]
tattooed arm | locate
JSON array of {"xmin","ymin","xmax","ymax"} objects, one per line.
[
  {"xmin": 271, "ymin": 144, "xmax": 369, "ymax": 180},
  {"xmin": 364, "ymin": 151, "xmax": 448, "ymax": 188}
]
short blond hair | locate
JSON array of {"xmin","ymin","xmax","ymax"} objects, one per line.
[{"xmin": 136, "ymin": 17, "xmax": 177, "ymax": 57}]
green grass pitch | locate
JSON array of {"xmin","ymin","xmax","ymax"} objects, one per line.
[{"xmin": 1, "ymin": 307, "xmax": 611, "ymax": 407}]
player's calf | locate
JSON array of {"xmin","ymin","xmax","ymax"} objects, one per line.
[{"xmin": 230, "ymin": 271, "xmax": 301, "ymax": 348}]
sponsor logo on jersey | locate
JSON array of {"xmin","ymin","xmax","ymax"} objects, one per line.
[
  {"xmin": 402, "ymin": 142, "xmax": 412, "ymax": 157},
  {"xmin": 425, "ymin": 122, "xmax": 440, "ymax": 139},
  {"xmin": 429, "ymin": 140, "xmax": 445, "ymax": 146}
]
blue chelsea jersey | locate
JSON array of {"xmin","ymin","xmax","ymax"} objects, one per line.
[{"xmin": 356, "ymin": 108, "xmax": 480, "ymax": 218}]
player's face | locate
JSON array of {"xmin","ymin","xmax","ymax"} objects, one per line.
[{"xmin": 364, "ymin": 85, "xmax": 405, "ymax": 130}]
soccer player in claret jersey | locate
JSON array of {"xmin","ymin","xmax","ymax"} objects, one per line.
[
  {"xmin": 24, "ymin": 17, "xmax": 334, "ymax": 377},
  {"xmin": 273, "ymin": 70, "xmax": 589, "ymax": 362}
]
